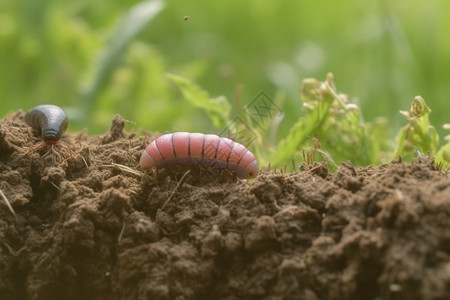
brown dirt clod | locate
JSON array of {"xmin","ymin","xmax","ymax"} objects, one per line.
[{"xmin": 0, "ymin": 112, "xmax": 450, "ymax": 300}]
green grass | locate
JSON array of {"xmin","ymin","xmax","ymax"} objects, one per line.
[{"xmin": 1, "ymin": 0, "xmax": 450, "ymax": 169}]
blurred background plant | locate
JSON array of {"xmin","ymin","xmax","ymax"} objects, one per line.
[{"xmin": 1, "ymin": 0, "xmax": 449, "ymax": 167}]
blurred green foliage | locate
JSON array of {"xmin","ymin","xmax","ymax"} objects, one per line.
[
  {"xmin": 270, "ymin": 74, "xmax": 378, "ymax": 169},
  {"xmin": 1, "ymin": 0, "xmax": 450, "ymax": 167}
]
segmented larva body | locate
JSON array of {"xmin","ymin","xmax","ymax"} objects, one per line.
[{"xmin": 140, "ymin": 132, "xmax": 259, "ymax": 179}]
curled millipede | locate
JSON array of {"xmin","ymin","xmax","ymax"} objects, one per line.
[{"xmin": 24, "ymin": 104, "xmax": 69, "ymax": 160}]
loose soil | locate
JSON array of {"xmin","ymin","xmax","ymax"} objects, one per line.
[{"xmin": 1, "ymin": 111, "xmax": 450, "ymax": 300}]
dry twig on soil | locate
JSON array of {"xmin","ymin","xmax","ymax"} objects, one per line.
[{"xmin": 0, "ymin": 188, "xmax": 16, "ymax": 217}]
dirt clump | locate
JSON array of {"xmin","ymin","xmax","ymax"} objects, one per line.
[{"xmin": 0, "ymin": 111, "xmax": 450, "ymax": 300}]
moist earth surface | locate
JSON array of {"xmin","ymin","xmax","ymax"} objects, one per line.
[{"xmin": 1, "ymin": 111, "xmax": 450, "ymax": 300}]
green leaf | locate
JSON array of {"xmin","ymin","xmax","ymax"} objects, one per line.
[
  {"xmin": 166, "ymin": 73, "xmax": 231, "ymax": 128},
  {"xmin": 436, "ymin": 124, "xmax": 450, "ymax": 169}
]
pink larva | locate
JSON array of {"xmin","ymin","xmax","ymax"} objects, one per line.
[{"xmin": 140, "ymin": 132, "xmax": 259, "ymax": 179}]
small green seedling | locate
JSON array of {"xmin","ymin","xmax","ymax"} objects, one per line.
[
  {"xmin": 394, "ymin": 96, "xmax": 439, "ymax": 161},
  {"xmin": 270, "ymin": 73, "xmax": 376, "ymax": 170}
]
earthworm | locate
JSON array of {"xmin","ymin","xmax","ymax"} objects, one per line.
[
  {"xmin": 25, "ymin": 105, "xmax": 68, "ymax": 142},
  {"xmin": 140, "ymin": 132, "xmax": 259, "ymax": 179}
]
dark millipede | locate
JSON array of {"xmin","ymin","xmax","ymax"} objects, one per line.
[{"xmin": 25, "ymin": 104, "xmax": 68, "ymax": 142}]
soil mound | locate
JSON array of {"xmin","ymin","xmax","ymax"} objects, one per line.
[{"xmin": 1, "ymin": 112, "xmax": 449, "ymax": 299}]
